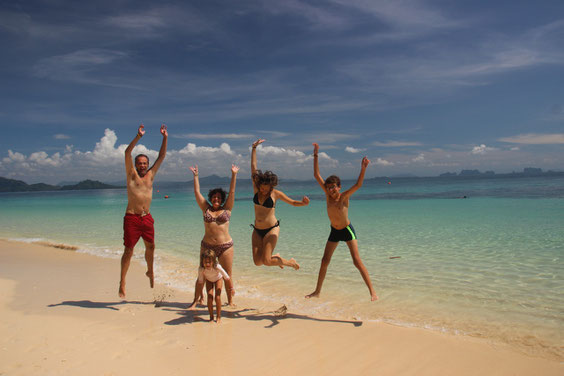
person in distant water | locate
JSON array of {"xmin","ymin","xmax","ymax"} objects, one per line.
[
  {"xmin": 119, "ymin": 123, "xmax": 168, "ymax": 298},
  {"xmin": 195, "ymin": 249, "xmax": 230, "ymax": 324},
  {"xmin": 306, "ymin": 143, "xmax": 378, "ymax": 301},
  {"xmin": 250, "ymin": 139, "xmax": 309, "ymax": 270},
  {"xmin": 188, "ymin": 164, "xmax": 238, "ymax": 308}
]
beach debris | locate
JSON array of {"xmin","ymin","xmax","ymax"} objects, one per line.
[
  {"xmin": 35, "ymin": 241, "xmax": 78, "ymax": 251},
  {"xmin": 389, "ymin": 256, "xmax": 401, "ymax": 259},
  {"xmin": 273, "ymin": 305, "xmax": 288, "ymax": 317}
]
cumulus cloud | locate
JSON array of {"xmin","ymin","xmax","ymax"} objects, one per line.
[
  {"xmin": 345, "ymin": 146, "xmax": 365, "ymax": 153},
  {"xmin": 373, "ymin": 157, "xmax": 394, "ymax": 166},
  {"xmin": 412, "ymin": 153, "xmax": 425, "ymax": 162},
  {"xmin": 499, "ymin": 133, "xmax": 564, "ymax": 144},
  {"xmin": 471, "ymin": 144, "xmax": 496, "ymax": 155},
  {"xmin": 373, "ymin": 141, "xmax": 422, "ymax": 147}
]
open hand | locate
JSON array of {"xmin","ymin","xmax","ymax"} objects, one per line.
[
  {"xmin": 252, "ymin": 139, "xmax": 265, "ymax": 148},
  {"xmin": 231, "ymin": 164, "xmax": 240, "ymax": 174},
  {"xmin": 189, "ymin": 165, "xmax": 199, "ymax": 176}
]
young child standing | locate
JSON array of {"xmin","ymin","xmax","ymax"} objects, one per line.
[
  {"xmin": 306, "ymin": 143, "xmax": 378, "ymax": 301},
  {"xmin": 193, "ymin": 249, "xmax": 231, "ymax": 323}
]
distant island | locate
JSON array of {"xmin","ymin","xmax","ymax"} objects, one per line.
[
  {"xmin": 2, "ymin": 167, "xmax": 563, "ymax": 193},
  {"xmin": 0, "ymin": 177, "xmax": 120, "ymax": 192},
  {"xmin": 437, "ymin": 167, "xmax": 563, "ymax": 178}
]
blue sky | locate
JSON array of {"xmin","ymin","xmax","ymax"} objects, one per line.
[{"xmin": 1, "ymin": 0, "xmax": 563, "ymax": 184}]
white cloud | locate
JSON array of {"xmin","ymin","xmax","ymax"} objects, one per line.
[
  {"xmin": 373, "ymin": 141, "xmax": 422, "ymax": 147},
  {"xmin": 373, "ymin": 157, "xmax": 394, "ymax": 166},
  {"xmin": 175, "ymin": 133, "xmax": 253, "ymax": 140},
  {"xmin": 412, "ymin": 153, "xmax": 425, "ymax": 162},
  {"xmin": 345, "ymin": 146, "xmax": 364, "ymax": 153},
  {"xmin": 471, "ymin": 144, "xmax": 496, "ymax": 155},
  {"xmin": 499, "ymin": 133, "xmax": 564, "ymax": 145},
  {"xmin": 54, "ymin": 134, "xmax": 70, "ymax": 140}
]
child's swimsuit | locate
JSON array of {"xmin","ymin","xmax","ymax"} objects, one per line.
[
  {"xmin": 253, "ymin": 192, "xmax": 275, "ymax": 208},
  {"xmin": 250, "ymin": 220, "xmax": 280, "ymax": 238},
  {"xmin": 328, "ymin": 223, "xmax": 357, "ymax": 242},
  {"xmin": 197, "ymin": 263, "xmax": 230, "ymax": 283}
]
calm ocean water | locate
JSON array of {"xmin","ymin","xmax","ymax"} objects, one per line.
[{"xmin": 1, "ymin": 175, "xmax": 563, "ymax": 359}]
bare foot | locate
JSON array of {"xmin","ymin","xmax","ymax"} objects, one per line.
[
  {"xmin": 216, "ymin": 317, "xmax": 222, "ymax": 324},
  {"xmin": 371, "ymin": 293, "xmax": 378, "ymax": 301},
  {"xmin": 288, "ymin": 258, "xmax": 300, "ymax": 270},
  {"xmin": 188, "ymin": 301, "xmax": 197, "ymax": 310},
  {"xmin": 305, "ymin": 291, "xmax": 320, "ymax": 299},
  {"xmin": 146, "ymin": 271, "xmax": 154, "ymax": 288},
  {"xmin": 209, "ymin": 316, "xmax": 215, "ymax": 323},
  {"xmin": 118, "ymin": 282, "xmax": 126, "ymax": 299}
]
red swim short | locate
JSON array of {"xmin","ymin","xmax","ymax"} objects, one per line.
[{"xmin": 123, "ymin": 213, "xmax": 155, "ymax": 248}]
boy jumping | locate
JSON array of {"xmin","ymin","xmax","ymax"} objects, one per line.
[{"xmin": 305, "ymin": 143, "xmax": 378, "ymax": 301}]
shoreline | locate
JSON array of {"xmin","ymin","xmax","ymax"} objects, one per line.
[{"xmin": 1, "ymin": 238, "xmax": 563, "ymax": 375}]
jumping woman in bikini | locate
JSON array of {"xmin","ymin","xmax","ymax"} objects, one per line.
[{"xmin": 250, "ymin": 139, "xmax": 309, "ymax": 270}]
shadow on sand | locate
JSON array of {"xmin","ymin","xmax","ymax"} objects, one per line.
[{"xmin": 48, "ymin": 300, "xmax": 362, "ymax": 328}]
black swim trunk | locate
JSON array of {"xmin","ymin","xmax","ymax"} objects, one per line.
[{"xmin": 328, "ymin": 223, "xmax": 357, "ymax": 242}]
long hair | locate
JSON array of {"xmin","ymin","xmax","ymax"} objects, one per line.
[
  {"xmin": 200, "ymin": 249, "xmax": 218, "ymax": 268},
  {"xmin": 252, "ymin": 170, "xmax": 278, "ymax": 190}
]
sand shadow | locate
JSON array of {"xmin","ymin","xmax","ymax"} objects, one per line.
[
  {"xmin": 161, "ymin": 303, "xmax": 362, "ymax": 328},
  {"xmin": 48, "ymin": 299, "xmax": 187, "ymax": 311}
]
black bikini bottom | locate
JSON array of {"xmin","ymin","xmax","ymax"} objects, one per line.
[{"xmin": 250, "ymin": 220, "xmax": 280, "ymax": 238}]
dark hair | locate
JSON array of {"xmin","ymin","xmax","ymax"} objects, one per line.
[
  {"xmin": 324, "ymin": 175, "xmax": 341, "ymax": 187},
  {"xmin": 252, "ymin": 170, "xmax": 278, "ymax": 189},
  {"xmin": 135, "ymin": 154, "xmax": 149, "ymax": 164},
  {"xmin": 208, "ymin": 188, "xmax": 227, "ymax": 204},
  {"xmin": 200, "ymin": 249, "xmax": 218, "ymax": 267}
]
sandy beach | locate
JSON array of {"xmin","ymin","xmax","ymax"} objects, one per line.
[{"xmin": 0, "ymin": 239, "xmax": 562, "ymax": 376}]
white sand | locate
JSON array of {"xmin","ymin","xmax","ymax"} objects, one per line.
[{"xmin": 1, "ymin": 239, "xmax": 562, "ymax": 375}]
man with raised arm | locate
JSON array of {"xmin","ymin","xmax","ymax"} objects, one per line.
[{"xmin": 119, "ymin": 123, "xmax": 168, "ymax": 298}]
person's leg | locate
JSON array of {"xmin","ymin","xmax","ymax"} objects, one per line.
[
  {"xmin": 206, "ymin": 280, "xmax": 215, "ymax": 322},
  {"xmin": 119, "ymin": 246, "xmax": 134, "ymax": 298},
  {"xmin": 218, "ymin": 247, "xmax": 235, "ymax": 306},
  {"xmin": 305, "ymin": 241, "xmax": 339, "ymax": 298},
  {"xmin": 142, "ymin": 239, "xmax": 155, "ymax": 288},
  {"xmin": 215, "ymin": 278, "xmax": 223, "ymax": 323},
  {"xmin": 346, "ymin": 240, "xmax": 378, "ymax": 301},
  {"xmin": 262, "ymin": 227, "xmax": 299, "ymax": 270},
  {"xmin": 252, "ymin": 230, "xmax": 264, "ymax": 266}
]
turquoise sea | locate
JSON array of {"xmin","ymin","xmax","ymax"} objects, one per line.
[{"xmin": 1, "ymin": 175, "xmax": 563, "ymax": 359}]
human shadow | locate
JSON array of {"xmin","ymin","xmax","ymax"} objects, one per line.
[
  {"xmin": 162, "ymin": 303, "xmax": 362, "ymax": 328},
  {"xmin": 240, "ymin": 306, "xmax": 363, "ymax": 328},
  {"xmin": 48, "ymin": 299, "xmax": 187, "ymax": 311}
]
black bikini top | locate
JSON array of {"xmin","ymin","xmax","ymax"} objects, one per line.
[{"xmin": 253, "ymin": 192, "xmax": 275, "ymax": 208}]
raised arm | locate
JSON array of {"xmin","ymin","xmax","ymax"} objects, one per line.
[
  {"xmin": 125, "ymin": 124, "xmax": 144, "ymax": 174},
  {"xmin": 273, "ymin": 189, "xmax": 310, "ymax": 207},
  {"xmin": 312, "ymin": 143, "xmax": 327, "ymax": 192},
  {"xmin": 342, "ymin": 156, "xmax": 370, "ymax": 199},
  {"xmin": 149, "ymin": 124, "xmax": 168, "ymax": 175},
  {"xmin": 189, "ymin": 165, "xmax": 209, "ymax": 211},
  {"xmin": 223, "ymin": 164, "xmax": 239, "ymax": 211},
  {"xmin": 251, "ymin": 139, "xmax": 265, "ymax": 175}
]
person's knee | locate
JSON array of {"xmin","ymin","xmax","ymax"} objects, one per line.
[
  {"xmin": 352, "ymin": 258, "xmax": 363, "ymax": 269},
  {"xmin": 122, "ymin": 247, "xmax": 134, "ymax": 257},
  {"xmin": 253, "ymin": 255, "xmax": 263, "ymax": 266},
  {"xmin": 145, "ymin": 243, "xmax": 155, "ymax": 252}
]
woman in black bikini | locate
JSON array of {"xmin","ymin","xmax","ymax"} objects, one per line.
[
  {"xmin": 188, "ymin": 163, "xmax": 238, "ymax": 308},
  {"xmin": 251, "ymin": 139, "xmax": 309, "ymax": 270}
]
